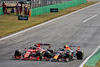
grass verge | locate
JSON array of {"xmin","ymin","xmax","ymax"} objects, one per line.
[
  {"xmin": 0, "ymin": 1, "xmax": 98, "ymax": 38},
  {"xmin": 83, "ymin": 60, "xmax": 100, "ymax": 67}
]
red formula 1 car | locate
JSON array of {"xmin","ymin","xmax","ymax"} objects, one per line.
[{"xmin": 13, "ymin": 43, "xmax": 51, "ymax": 60}]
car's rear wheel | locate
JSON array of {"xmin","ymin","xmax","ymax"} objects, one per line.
[
  {"xmin": 65, "ymin": 53, "xmax": 72, "ymax": 62},
  {"xmin": 44, "ymin": 51, "xmax": 51, "ymax": 58},
  {"xmin": 36, "ymin": 51, "xmax": 42, "ymax": 61},
  {"xmin": 76, "ymin": 51, "xmax": 83, "ymax": 59}
]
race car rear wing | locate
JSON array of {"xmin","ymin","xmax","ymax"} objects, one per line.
[
  {"xmin": 39, "ymin": 43, "xmax": 51, "ymax": 46},
  {"xmin": 69, "ymin": 45, "xmax": 80, "ymax": 47},
  {"xmin": 65, "ymin": 45, "xmax": 80, "ymax": 51},
  {"xmin": 35, "ymin": 43, "xmax": 51, "ymax": 48},
  {"xmin": 69, "ymin": 45, "xmax": 80, "ymax": 51}
]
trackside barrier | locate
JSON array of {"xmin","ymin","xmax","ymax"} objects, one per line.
[
  {"xmin": 0, "ymin": 7, "xmax": 3, "ymax": 15},
  {"xmin": 31, "ymin": 0, "xmax": 87, "ymax": 17},
  {"xmin": 85, "ymin": 48, "xmax": 100, "ymax": 66}
]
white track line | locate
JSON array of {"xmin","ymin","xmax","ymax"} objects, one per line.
[
  {"xmin": 83, "ymin": 12, "xmax": 100, "ymax": 23},
  {"xmin": 0, "ymin": 2, "xmax": 100, "ymax": 41},
  {"xmin": 79, "ymin": 45, "xmax": 100, "ymax": 67}
]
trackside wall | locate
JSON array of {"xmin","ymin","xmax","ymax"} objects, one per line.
[
  {"xmin": 0, "ymin": 7, "xmax": 3, "ymax": 15},
  {"xmin": 31, "ymin": 0, "xmax": 87, "ymax": 17}
]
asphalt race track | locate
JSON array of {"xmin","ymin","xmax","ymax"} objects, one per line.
[{"xmin": 0, "ymin": 2, "xmax": 100, "ymax": 67}]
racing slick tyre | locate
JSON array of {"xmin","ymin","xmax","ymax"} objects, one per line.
[
  {"xmin": 36, "ymin": 51, "xmax": 41, "ymax": 56},
  {"xmin": 14, "ymin": 50, "xmax": 21, "ymax": 57},
  {"xmin": 69, "ymin": 54, "xmax": 73, "ymax": 61},
  {"xmin": 44, "ymin": 51, "xmax": 51, "ymax": 58},
  {"xmin": 40, "ymin": 55, "xmax": 42, "ymax": 61},
  {"xmin": 36, "ymin": 51, "xmax": 42, "ymax": 61},
  {"xmin": 76, "ymin": 51, "xmax": 83, "ymax": 59},
  {"xmin": 65, "ymin": 53, "xmax": 72, "ymax": 62},
  {"xmin": 47, "ymin": 49, "xmax": 55, "ymax": 53}
]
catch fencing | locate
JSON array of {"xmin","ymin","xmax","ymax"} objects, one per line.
[
  {"xmin": 0, "ymin": 0, "xmax": 20, "ymax": 7},
  {"xmin": 31, "ymin": 0, "xmax": 72, "ymax": 8},
  {"xmin": 0, "ymin": 0, "xmax": 72, "ymax": 8},
  {"xmin": 31, "ymin": 0, "xmax": 87, "ymax": 17},
  {"xmin": 0, "ymin": 0, "xmax": 87, "ymax": 16}
]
